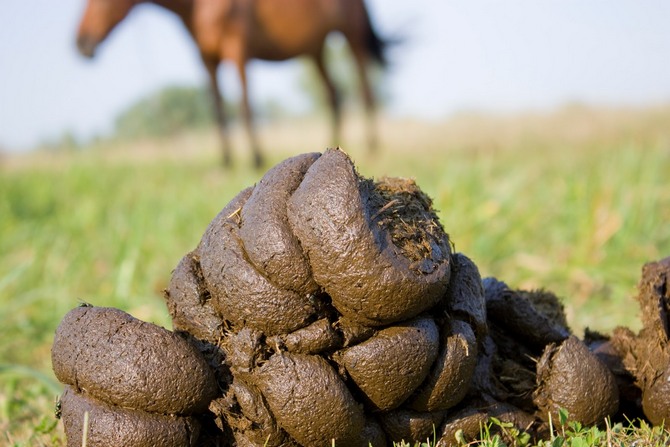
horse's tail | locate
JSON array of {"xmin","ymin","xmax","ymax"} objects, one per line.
[{"xmin": 362, "ymin": 3, "xmax": 387, "ymax": 67}]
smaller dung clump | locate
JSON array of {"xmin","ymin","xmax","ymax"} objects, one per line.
[
  {"xmin": 595, "ymin": 256, "xmax": 670, "ymax": 425},
  {"xmin": 533, "ymin": 335, "xmax": 620, "ymax": 426},
  {"xmin": 438, "ymin": 278, "xmax": 619, "ymax": 444},
  {"xmin": 58, "ymin": 386, "xmax": 201, "ymax": 447},
  {"xmin": 51, "ymin": 306, "xmax": 218, "ymax": 447},
  {"xmin": 50, "ymin": 149, "xmax": 670, "ymax": 446},
  {"xmin": 51, "ymin": 305, "xmax": 218, "ymax": 415}
]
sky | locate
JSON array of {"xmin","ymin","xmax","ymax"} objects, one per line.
[{"xmin": 1, "ymin": 0, "xmax": 670, "ymax": 151}]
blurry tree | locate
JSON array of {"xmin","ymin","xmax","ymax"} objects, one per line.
[
  {"xmin": 257, "ymin": 97, "xmax": 292, "ymax": 122},
  {"xmin": 58, "ymin": 131, "xmax": 81, "ymax": 151},
  {"xmin": 36, "ymin": 130, "xmax": 81, "ymax": 152},
  {"xmin": 113, "ymin": 85, "xmax": 219, "ymax": 139},
  {"xmin": 112, "ymin": 84, "xmax": 291, "ymax": 140},
  {"xmin": 297, "ymin": 35, "xmax": 389, "ymax": 114}
]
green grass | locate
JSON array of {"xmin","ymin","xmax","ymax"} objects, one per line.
[
  {"xmin": 2, "ymin": 105, "xmax": 670, "ymax": 445},
  {"xmin": 446, "ymin": 412, "xmax": 670, "ymax": 447}
]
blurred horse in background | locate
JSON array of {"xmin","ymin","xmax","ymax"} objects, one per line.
[{"xmin": 76, "ymin": 0, "xmax": 387, "ymax": 167}]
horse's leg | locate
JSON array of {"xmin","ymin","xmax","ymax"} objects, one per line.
[
  {"xmin": 349, "ymin": 48, "xmax": 378, "ymax": 152},
  {"xmin": 311, "ymin": 49, "xmax": 342, "ymax": 147},
  {"xmin": 204, "ymin": 59, "xmax": 232, "ymax": 166},
  {"xmin": 235, "ymin": 60, "xmax": 264, "ymax": 168}
]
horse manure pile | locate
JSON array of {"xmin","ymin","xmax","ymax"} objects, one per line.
[{"xmin": 51, "ymin": 149, "xmax": 670, "ymax": 446}]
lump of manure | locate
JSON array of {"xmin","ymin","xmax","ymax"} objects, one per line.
[
  {"xmin": 360, "ymin": 419, "xmax": 387, "ymax": 447},
  {"xmin": 467, "ymin": 335, "xmax": 510, "ymax": 402},
  {"xmin": 198, "ymin": 187, "xmax": 316, "ymax": 335},
  {"xmin": 521, "ymin": 289, "xmax": 569, "ymax": 330},
  {"xmin": 484, "ymin": 278, "xmax": 570, "ymax": 351},
  {"xmin": 239, "ymin": 152, "xmax": 321, "ymax": 296},
  {"xmin": 533, "ymin": 335, "xmax": 619, "ymax": 426},
  {"xmin": 253, "ymin": 351, "xmax": 365, "ymax": 446},
  {"xmin": 287, "ymin": 148, "xmax": 451, "ymax": 326},
  {"xmin": 437, "ymin": 406, "xmax": 487, "ymax": 447},
  {"xmin": 586, "ymin": 328, "xmax": 643, "ymax": 421},
  {"xmin": 636, "ymin": 258, "xmax": 670, "ymax": 426},
  {"xmin": 336, "ymin": 316, "xmax": 377, "ymax": 347},
  {"xmin": 165, "ymin": 251, "xmax": 223, "ymax": 344},
  {"xmin": 409, "ymin": 319, "xmax": 478, "ymax": 412},
  {"xmin": 223, "ymin": 327, "xmax": 267, "ymax": 378},
  {"xmin": 51, "ymin": 306, "xmax": 218, "ymax": 415},
  {"xmin": 334, "ymin": 316, "xmax": 440, "ymax": 411},
  {"xmin": 611, "ymin": 256, "xmax": 670, "ymax": 425},
  {"xmin": 268, "ymin": 318, "xmax": 342, "ymax": 355},
  {"xmin": 437, "ymin": 402, "xmax": 536, "ymax": 447},
  {"xmin": 229, "ymin": 379, "xmax": 289, "ymax": 446},
  {"xmin": 59, "ymin": 386, "xmax": 201, "ymax": 447},
  {"xmin": 443, "ymin": 253, "xmax": 487, "ymax": 342},
  {"xmin": 380, "ymin": 408, "xmax": 445, "ymax": 444},
  {"xmin": 635, "ymin": 256, "xmax": 670, "ymax": 342},
  {"xmin": 641, "ymin": 364, "xmax": 670, "ymax": 426}
]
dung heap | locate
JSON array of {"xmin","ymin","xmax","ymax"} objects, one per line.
[{"xmin": 51, "ymin": 149, "xmax": 670, "ymax": 447}]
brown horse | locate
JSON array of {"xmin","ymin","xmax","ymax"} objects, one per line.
[{"xmin": 76, "ymin": 0, "xmax": 387, "ymax": 167}]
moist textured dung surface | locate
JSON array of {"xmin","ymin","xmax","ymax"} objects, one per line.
[
  {"xmin": 59, "ymin": 387, "xmax": 201, "ymax": 447},
  {"xmin": 605, "ymin": 256, "xmax": 670, "ymax": 425},
  {"xmin": 51, "ymin": 150, "xmax": 670, "ymax": 446},
  {"xmin": 533, "ymin": 336, "xmax": 620, "ymax": 426},
  {"xmin": 287, "ymin": 149, "xmax": 452, "ymax": 326},
  {"xmin": 51, "ymin": 306, "xmax": 218, "ymax": 415}
]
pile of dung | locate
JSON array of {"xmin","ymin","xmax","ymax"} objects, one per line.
[{"xmin": 51, "ymin": 149, "xmax": 670, "ymax": 446}]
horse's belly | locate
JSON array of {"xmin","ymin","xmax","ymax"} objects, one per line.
[{"xmin": 250, "ymin": 0, "xmax": 336, "ymax": 59}]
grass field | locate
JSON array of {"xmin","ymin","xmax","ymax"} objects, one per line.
[{"xmin": 2, "ymin": 104, "xmax": 670, "ymax": 445}]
